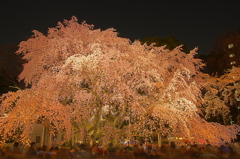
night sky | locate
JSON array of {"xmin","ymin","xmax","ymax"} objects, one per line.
[{"xmin": 1, "ymin": 1, "xmax": 240, "ymax": 55}]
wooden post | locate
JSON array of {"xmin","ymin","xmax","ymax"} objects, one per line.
[
  {"xmin": 41, "ymin": 125, "xmax": 45, "ymax": 147},
  {"xmin": 71, "ymin": 127, "xmax": 75, "ymax": 146},
  {"xmin": 157, "ymin": 133, "xmax": 161, "ymax": 147}
]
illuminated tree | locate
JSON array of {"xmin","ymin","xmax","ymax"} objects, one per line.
[
  {"xmin": 197, "ymin": 66, "xmax": 240, "ymax": 126},
  {"xmin": 0, "ymin": 17, "xmax": 239, "ymax": 146}
]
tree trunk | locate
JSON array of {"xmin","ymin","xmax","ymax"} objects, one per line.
[
  {"xmin": 92, "ymin": 107, "xmax": 102, "ymax": 144},
  {"xmin": 157, "ymin": 133, "xmax": 162, "ymax": 147},
  {"xmin": 41, "ymin": 125, "xmax": 45, "ymax": 147}
]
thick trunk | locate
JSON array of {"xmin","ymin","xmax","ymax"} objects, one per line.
[
  {"xmin": 91, "ymin": 107, "xmax": 102, "ymax": 144},
  {"xmin": 41, "ymin": 125, "xmax": 45, "ymax": 147},
  {"xmin": 157, "ymin": 133, "xmax": 162, "ymax": 147}
]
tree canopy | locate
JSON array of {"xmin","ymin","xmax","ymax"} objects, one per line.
[
  {"xmin": 196, "ymin": 68, "xmax": 240, "ymax": 126},
  {"xmin": 0, "ymin": 17, "xmax": 239, "ymax": 146}
]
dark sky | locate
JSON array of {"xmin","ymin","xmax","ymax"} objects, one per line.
[{"xmin": 1, "ymin": 1, "xmax": 240, "ymax": 55}]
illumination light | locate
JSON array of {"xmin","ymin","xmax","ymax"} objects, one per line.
[{"xmin": 228, "ymin": 44, "xmax": 234, "ymax": 49}]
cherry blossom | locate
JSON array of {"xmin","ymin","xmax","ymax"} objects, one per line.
[{"xmin": 0, "ymin": 16, "xmax": 239, "ymax": 146}]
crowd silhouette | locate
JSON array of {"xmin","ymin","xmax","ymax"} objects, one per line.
[{"xmin": 0, "ymin": 141, "xmax": 240, "ymax": 159}]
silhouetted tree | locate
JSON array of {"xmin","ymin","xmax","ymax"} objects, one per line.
[
  {"xmin": 0, "ymin": 44, "xmax": 25, "ymax": 94},
  {"xmin": 140, "ymin": 35, "xmax": 190, "ymax": 53}
]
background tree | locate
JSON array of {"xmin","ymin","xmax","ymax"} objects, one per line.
[
  {"xmin": 140, "ymin": 35, "xmax": 190, "ymax": 53},
  {"xmin": 0, "ymin": 17, "xmax": 239, "ymax": 146},
  {"xmin": 0, "ymin": 44, "xmax": 25, "ymax": 94},
  {"xmin": 197, "ymin": 29, "xmax": 240, "ymax": 130},
  {"xmin": 196, "ymin": 67, "xmax": 240, "ymax": 126},
  {"xmin": 220, "ymin": 67, "xmax": 240, "ymax": 125}
]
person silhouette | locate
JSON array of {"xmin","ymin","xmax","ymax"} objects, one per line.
[{"xmin": 25, "ymin": 142, "xmax": 38, "ymax": 159}]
